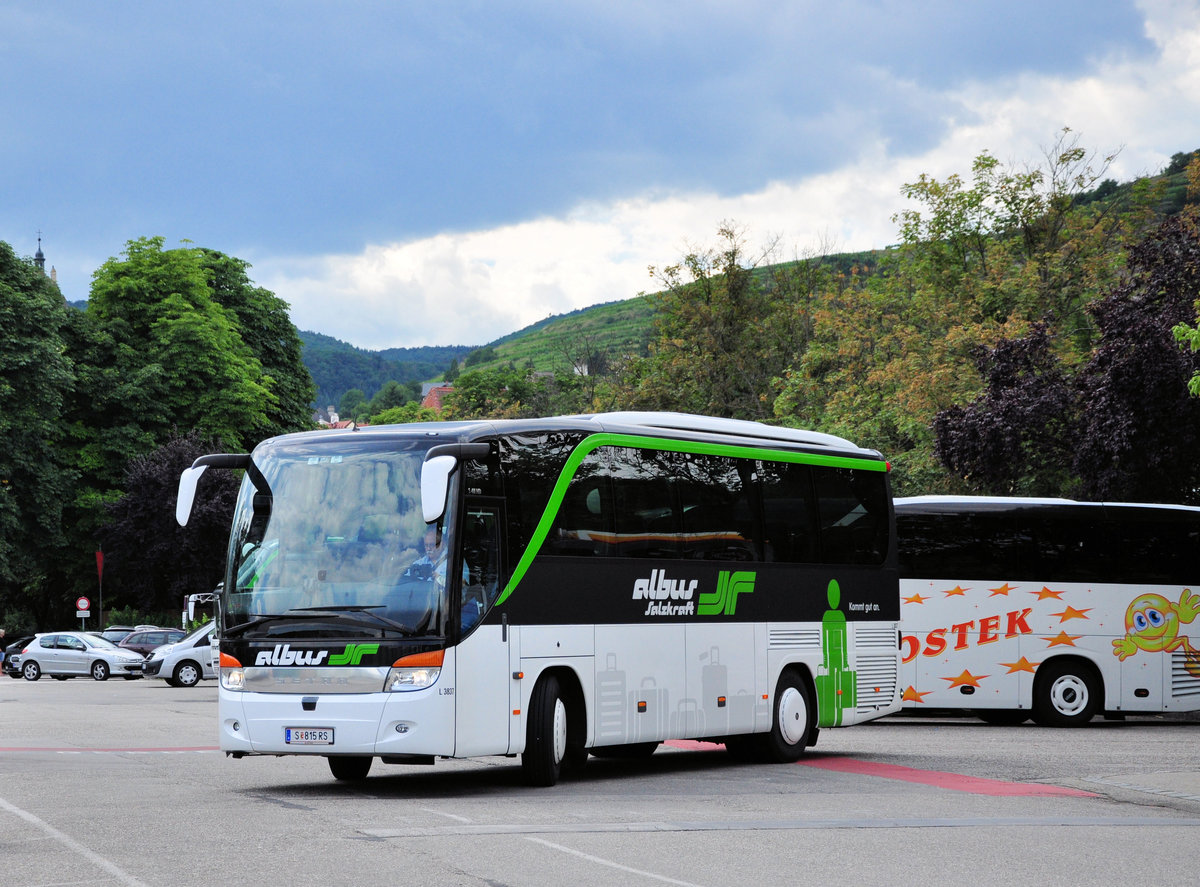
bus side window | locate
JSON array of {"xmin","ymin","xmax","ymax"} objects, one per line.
[
  {"xmin": 813, "ymin": 467, "xmax": 888, "ymax": 565},
  {"xmin": 548, "ymin": 452, "xmax": 613, "ymax": 557},
  {"xmin": 759, "ymin": 461, "xmax": 817, "ymax": 563}
]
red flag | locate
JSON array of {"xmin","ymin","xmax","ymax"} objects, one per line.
[{"xmin": 96, "ymin": 550, "xmax": 104, "ymax": 581}]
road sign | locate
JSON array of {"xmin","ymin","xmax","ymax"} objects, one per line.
[{"xmin": 76, "ymin": 597, "xmax": 90, "ymax": 611}]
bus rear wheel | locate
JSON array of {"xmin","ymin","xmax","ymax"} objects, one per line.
[
  {"xmin": 1033, "ymin": 661, "xmax": 1100, "ymax": 727},
  {"xmin": 328, "ymin": 756, "xmax": 372, "ymax": 781},
  {"xmin": 754, "ymin": 669, "xmax": 813, "ymax": 763}
]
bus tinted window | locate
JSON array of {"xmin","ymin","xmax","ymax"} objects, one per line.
[
  {"xmin": 759, "ymin": 461, "xmax": 817, "ymax": 563},
  {"xmin": 676, "ymin": 453, "xmax": 758, "ymax": 561},
  {"xmin": 813, "ymin": 467, "xmax": 889, "ymax": 565},
  {"xmin": 609, "ymin": 448, "xmax": 683, "ymax": 558}
]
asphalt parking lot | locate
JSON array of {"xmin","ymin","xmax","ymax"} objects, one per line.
[{"xmin": 2, "ymin": 677, "xmax": 1198, "ymax": 887}]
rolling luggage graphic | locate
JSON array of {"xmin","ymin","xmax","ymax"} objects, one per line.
[
  {"xmin": 630, "ymin": 675, "xmax": 670, "ymax": 742},
  {"xmin": 596, "ymin": 653, "xmax": 627, "ymax": 742},
  {"xmin": 700, "ymin": 646, "xmax": 728, "ymax": 734}
]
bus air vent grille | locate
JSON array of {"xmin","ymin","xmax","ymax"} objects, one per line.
[
  {"xmin": 768, "ymin": 628, "xmax": 820, "ymax": 649},
  {"xmin": 855, "ymin": 654, "xmax": 898, "ymax": 709},
  {"xmin": 854, "ymin": 625, "xmax": 899, "ymax": 650},
  {"xmin": 1170, "ymin": 653, "xmax": 1200, "ymax": 698}
]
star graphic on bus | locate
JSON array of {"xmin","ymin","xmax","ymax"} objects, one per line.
[
  {"xmin": 989, "ymin": 583, "xmax": 1017, "ymax": 596},
  {"xmin": 1051, "ymin": 605, "xmax": 1091, "ymax": 623},
  {"xmin": 903, "ymin": 593, "xmax": 930, "ymax": 605},
  {"xmin": 1042, "ymin": 631, "xmax": 1082, "ymax": 647},
  {"xmin": 1001, "ymin": 656, "xmax": 1040, "ymax": 674},
  {"xmin": 902, "ymin": 686, "xmax": 933, "ymax": 703},
  {"xmin": 1032, "ymin": 587, "xmax": 1066, "ymax": 600},
  {"xmin": 942, "ymin": 585, "xmax": 969, "ymax": 597},
  {"xmin": 942, "ymin": 669, "xmax": 988, "ymax": 688}
]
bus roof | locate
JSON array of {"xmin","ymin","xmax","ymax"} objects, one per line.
[
  {"xmin": 895, "ymin": 495, "xmax": 1200, "ymax": 513},
  {"xmin": 265, "ymin": 412, "xmax": 884, "ymax": 461}
]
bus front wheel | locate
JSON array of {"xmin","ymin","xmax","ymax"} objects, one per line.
[
  {"xmin": 523, "ymin": 674, "xmax": 572, "ymax": 786},
  {"xmin": 754, "ymin": 669, "xmax": 813, "ymax": 763},
  {"xmin": 1033, "ymin": 661, "xmax": 1100, "ymax": 727},
  {"xmin": 328, "ymin": 755, "xmax": 372, "ymax": 781}
]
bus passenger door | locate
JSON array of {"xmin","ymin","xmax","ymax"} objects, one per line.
[{"xmin": 453, "ymin": 502, "xmax": 513, "ymax": 757}]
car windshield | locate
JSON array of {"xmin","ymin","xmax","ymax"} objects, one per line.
[
  {"xmin": 180, "ymin": 623, "xmax": 213, "ymax": 643},
  {"xmin": 222, "ymin": 436, "xmax": 458, "ymax": 639},
  {"xmin": 83, "ymin": 635, "xmax": 121, "ymax": 650}
]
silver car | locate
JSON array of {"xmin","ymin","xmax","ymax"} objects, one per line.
[
  {"xmin": 141, "ymin": 622, "xmax": 216, "ymax": 687},
  {"xmin": 19, "ymin": 631, "xmax": 146, "ymax": 681}
]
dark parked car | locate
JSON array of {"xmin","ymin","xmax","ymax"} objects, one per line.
[
  {"xmin": 3, "ymin": 635, "xmax": 35, "ymax": 678},
  {"xmin": 97, "ymin": 625, "xmax": 136, "ymax": 644},
  {"xmin": 118, "ymin": 628, "xmax": 186, "ymax": 656}
]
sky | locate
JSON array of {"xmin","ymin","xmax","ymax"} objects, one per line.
[{"xmin": 4, "ymin": 0, "xmax": 1199, "ymax": 351}]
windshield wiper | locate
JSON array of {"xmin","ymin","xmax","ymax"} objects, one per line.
[{"xmin": 284, "ymin": 605, "xmax": 416, "ymax": 635}]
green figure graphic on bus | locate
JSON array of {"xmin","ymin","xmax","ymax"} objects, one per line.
[{"xmin": 816, "ymin": 579, "xmax": 857, "ymax": 727}]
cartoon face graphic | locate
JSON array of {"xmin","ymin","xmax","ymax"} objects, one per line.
[{"xmin": 1123, "ymin": 593, "xmax": 1178, "ymax": 653}]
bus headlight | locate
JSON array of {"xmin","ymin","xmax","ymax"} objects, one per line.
[
  {"xmin": 384, "ymin": 650, "xmax": 444, "ymax": 692},
  {"xmin": 221, "ymin": 667, "xmax": 245, "ymax": 691}
]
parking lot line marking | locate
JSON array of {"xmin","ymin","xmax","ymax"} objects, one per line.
[
  {"xmin": 524, "ymin": 836, "xmax": 707, "ymax": 887},
  {"xmin": 0, "ymin": 746, "xmax": 218, "ymax": 753},
  {"xmin": 0, "ymin": 795, "xmax": 152, "ymax": 887}
]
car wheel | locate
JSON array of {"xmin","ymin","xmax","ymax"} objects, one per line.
[
  {"xmin": 328, "ymin": 756, "xmax": 372, "ymax": 781},
  {"xmin": 173, "ymin": 660, "xmax": 202, "ymax": 687},
  {"xmin": 91, "ymin": 661, "xmax": 110, "ymax": 681},
  {"xmin": 22, "ymin": 660, "xmax": 41, "ymax": 681}
]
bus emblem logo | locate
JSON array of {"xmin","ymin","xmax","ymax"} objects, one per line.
[
  {"xmin": 698, "ymin": 571, "xmax": 755, "ymax": 616},
  {"xmin": 328, "ymin": 643, "xmax": 380, "ymax": 666}
]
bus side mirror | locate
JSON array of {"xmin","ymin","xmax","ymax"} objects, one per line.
[
  {"xmin": 421, "ymin": 455, "xmax": 458, "ymax": 523},
  {"xmin": 176, "ymin": 465, "xmax": 208, "ymax": 527}
]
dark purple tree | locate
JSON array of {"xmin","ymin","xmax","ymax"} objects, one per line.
[
  {"xmin": 101, "ymin": 430, "xmax": 240, "ymax": 616},
  {"xmin": 1073, "ymin": 214, "xmax": 1200, "ymax": 503},
  {"xmin": 933, "ymin": 323, "xmax": 1076, "ymax": 496}
]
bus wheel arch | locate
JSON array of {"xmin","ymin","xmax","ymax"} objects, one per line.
[
  {"xmin": 522, "ymin": 668, "xmax": 587, "ymax": 786},
  {"xmin": 1032, "ymin": 656, "xmax": 1102, "ymax": 727},
  {"xmin": 754, "ymin": 665, "xmax": 816, "ymax": 763}
]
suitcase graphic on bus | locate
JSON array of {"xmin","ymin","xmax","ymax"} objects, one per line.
[
  {"xmin": 629, "ymin": 675, "xmax": 670, "ymax": 742},
  {"xmin": 596, "ymin": 653, "xmax": 627, "ymax": 742},
  {"xmin": 700, "ymin": 646, "xmax": 728, "ymax": 734},
  {"xmin": 669, "ymin": 698, "xmax": 705, "ymax": 737}
]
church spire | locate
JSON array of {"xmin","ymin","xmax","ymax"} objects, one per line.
[{"xmin": 34, "ymin": 230, "xmax": 46, "ymax": 273}]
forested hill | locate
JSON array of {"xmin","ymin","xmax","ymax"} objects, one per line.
[{"xmin": 300, "ymin": 331, "xmax": 473, "ymax": 408}]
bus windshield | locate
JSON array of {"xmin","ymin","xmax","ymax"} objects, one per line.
[{"xmin": 223, "ymin": 437, "xmax": 456, "ymax": 639}]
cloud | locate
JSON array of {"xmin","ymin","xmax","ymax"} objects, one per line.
[{"xmin": 252, "ymin": 1, "xmax": 1200, "ymax": 351}]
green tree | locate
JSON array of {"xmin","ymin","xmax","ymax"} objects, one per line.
[
  {"xmin": 86, "ymin": 237, "xmax": 273, "ymax": 451},
  {"xmin": 199, "ymin": 249, "xmax": 315, "ymax": 438},
  {"xmin": 0, "ymin": 242, "xmax": 74, "ymax": 627},
  {"xmin": 338, "ymin": 388, "xmax": 367, "ymax": 418},
  {"xmin": 618, "ymin": 223, "xmax": 801, "ymax": 420}
]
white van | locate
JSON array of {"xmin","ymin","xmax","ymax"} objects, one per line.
[{"xmin": 141, "ymin": 622, "xmax": 216, "ymax": 687}]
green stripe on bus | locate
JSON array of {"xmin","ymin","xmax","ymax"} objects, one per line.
[{"xmin": 495, "ymin": 432, "xmax": 886, "ymax": 606}]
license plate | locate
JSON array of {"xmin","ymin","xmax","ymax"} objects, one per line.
[{"xmin": 285, "ymin": 727, "xmax": 334, "ymax": 745}]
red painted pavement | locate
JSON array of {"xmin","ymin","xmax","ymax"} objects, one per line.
[{"xmin": 664, "ymin": 740, "xmax": 1097, "ymax": 797}]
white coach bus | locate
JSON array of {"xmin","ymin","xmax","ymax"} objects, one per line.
[
  {"xmin": 176, "ymin": 411, "xmax": 902, "ymax": 785},
  {"xmin": 896, "ymin": 496, "xmax": 1200, "ymax": 726}
]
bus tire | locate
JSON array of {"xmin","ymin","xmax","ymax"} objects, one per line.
[
  {"xmin": 328, "ymin": 755, "xmax": 372, "ymax": 781},
  {"xmin": 1033, "ymin": 660, "xmax": 1100, "ymax": 727},
  {"xmin": 754, "ymin": 669, "xmax": 813, "ymax": 763},
  {"xmin": 590, "ymin": 742, "xmax": 659, "ymax": 759},
  {"xmin": 523, "ymin": 674, "xmax": 570, "ymax": 786},
  {"xmin": 975, "ymin": 710, "xmax": 1029, "ymax": 726}
]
